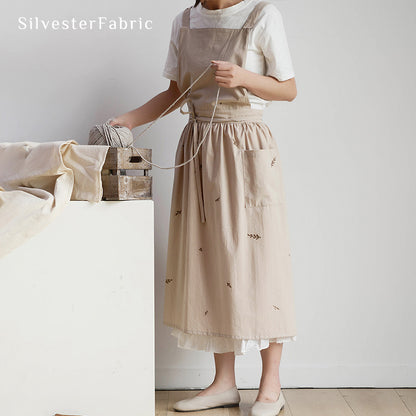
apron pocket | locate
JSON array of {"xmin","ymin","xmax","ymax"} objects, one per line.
[{"xmin": 242, "ymin": 148, "xmax": 281, "ymax": 208}]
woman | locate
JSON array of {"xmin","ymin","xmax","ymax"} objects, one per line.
[{"xmin": 110, "ymin": 0, "xmax": 297, "ymax": 415}]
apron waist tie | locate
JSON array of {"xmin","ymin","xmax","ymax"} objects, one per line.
[
  {"xmin": 192, "ymin": 120, "xmax": 206, "ymax": 224},
  {"xmin": 180, "ymin": 97, "xmax": 207, "ymax": 224}
]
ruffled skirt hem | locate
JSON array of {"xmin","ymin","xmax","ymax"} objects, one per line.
[{"xmin": 170, "ymin": 328, "xmax": 296, "ymax": 356}]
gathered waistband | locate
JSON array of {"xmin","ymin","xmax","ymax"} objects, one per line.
[
  {"xmin": 189, "ymin": 110, "xmax": 264, "ymax": 123},
  {"xmin": 180, "ymin": 97, "xmax": 264, "ymax": 123}
]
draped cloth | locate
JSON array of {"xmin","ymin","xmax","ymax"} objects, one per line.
[{"xmin": 0, "ymin": 140, "xmax": 109, "ymax": 259}]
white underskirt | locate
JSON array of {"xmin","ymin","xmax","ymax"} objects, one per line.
[{"xmin": 170, "ymin": 328, "xmax": 297, "ymax": 356}]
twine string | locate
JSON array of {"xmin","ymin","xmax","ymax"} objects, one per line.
[{"xmin": 121, "ymin": 62, "xmax": 221, "ymax": 170}]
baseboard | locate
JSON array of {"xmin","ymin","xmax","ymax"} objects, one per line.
[{"xmin": 156, "ymin": 364, "xmax": 416, "ymax": 389}]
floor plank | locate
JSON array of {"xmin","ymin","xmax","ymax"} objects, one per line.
[
  {"xmin": 396, "ymin": 389, "xmax": 416, "ymax": 416},
  {"xmin": 156, "ymin": 390, "xmax": 169, "ymax": 416},
  {"xmin": 156, "ymin": 391, "xmax": 169, "ymax": 400},
  {"xmin": 156, "ymin": 399, "xmax": 168, "ymax": 416},
  {"xmin": 283, "ymin": 388, "xmax": 354, "ymax": 416},
  {"xmin": 339, "ymin": 388, "xmax": 413, "ymax": 416}
]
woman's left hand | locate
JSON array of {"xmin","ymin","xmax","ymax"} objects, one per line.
[{"xmin": 211, "ymin": 60, "xmax": 247, "ymax": 88}]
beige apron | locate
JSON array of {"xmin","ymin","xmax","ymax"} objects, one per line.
[{"xmin": 163, "ymin": 1, "xmax": 297, "ymax": 340}]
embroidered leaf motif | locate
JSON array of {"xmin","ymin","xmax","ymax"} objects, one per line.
[
  {"xmin": 247, "ymin": 233, "xmax": 261, "ymax": 240},
  {"xmin": 215, "ymin": 196, "xmax": 220, "ymax": 201},
  {"xmin": 226, "ymin": 282, "xmax": 232, "ymax": 288},
  {"xmin": 175, "ymin": 210, "xmax": 182, "ymax": 216},
  {"xmin": 271, "ymin": 156, "xmax": 277, "ymax": 167},
  {"xmin": 199, "ymin": 247, "xmax": 203, "ymax": 252},
  {"xmin": 165, "ymin": 278, "xmax": 173, "ymax": 284},
  {"xmin": 205, "ymin": 310, "xmax": 209, "ymax": 315},
  {"xmin": 273, "ymin": 305, "xmax": 280, "ymax": 310}
]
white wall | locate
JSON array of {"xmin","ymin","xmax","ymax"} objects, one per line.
[{"xmin": 0, "ymin": 0, "xmax": 415, "ymax": 389}]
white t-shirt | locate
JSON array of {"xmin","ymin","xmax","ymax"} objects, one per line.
[{"xmin": 162, "ymin": 0, "xmax": 296, "ymax": 110}]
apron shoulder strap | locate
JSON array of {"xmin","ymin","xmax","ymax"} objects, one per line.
[
  {"xmin": 182, "ymin": 6, "xmax": 192, "ymax": 28},
  {"xmin": 242, "ymin": 1, "xmax": 271, "ymax": 29}
]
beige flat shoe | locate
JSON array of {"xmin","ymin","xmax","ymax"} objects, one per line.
[
  {"xmin": 249, "ymin": 390, "xmax": 285, "ymax": 416},
  {"xmin": 173, "ymin": 385, "xmax": 240, "ymax": 412}
]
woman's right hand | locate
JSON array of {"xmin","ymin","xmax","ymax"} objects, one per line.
[{"xmin": 109, "ymin": 116, "xmax": 133, "ymax": 130}]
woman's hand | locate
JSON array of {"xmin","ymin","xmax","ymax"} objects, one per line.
[
  {"xmin": 211, "ymin": 59, "xmax": 297, "ymax": 102},
  {"xmin": 211, "ymin": 60, "xmax": 248, "ymax": 89},
  {"xmin": 109, "ymin": 116, "xmax": 133, "ymax": 130}
]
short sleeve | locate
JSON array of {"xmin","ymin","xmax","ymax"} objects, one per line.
[
  {"xmin": 254, "ymin": 5, "xmax": 295, "ymax": 82},
  {"xmin": 162, "ymin": 12, "xmax": 183, "ymax": 82}
]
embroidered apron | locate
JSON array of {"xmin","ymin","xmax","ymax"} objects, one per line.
[{"xmin": 163, "ymin": 1, "xmax": 297, "ymax": 340}]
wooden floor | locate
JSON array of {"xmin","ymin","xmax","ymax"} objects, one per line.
[{"xmin": 156, "ymin": 388, "xmax": 416, "ymax": 416}]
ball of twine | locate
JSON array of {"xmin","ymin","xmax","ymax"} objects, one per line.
[{"xmin": 88, "ymin": 118, "xmax": 134, "ymax": 148}]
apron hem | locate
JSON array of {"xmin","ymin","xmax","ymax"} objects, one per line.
[{"xmin": 163, "ymin": 320, "xmax": 297, "ymax": 341}]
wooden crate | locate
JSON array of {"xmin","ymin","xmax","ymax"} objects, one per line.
[{"xmin": 101, "ymin": 147, "xmax": 152, "ymax": 201}]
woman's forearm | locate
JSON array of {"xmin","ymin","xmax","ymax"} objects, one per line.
[
  {"xmin": 241, "ymin": 70, "xmax": 297, "ymax": 102},
  {"xmin": 112, "ymin": 87, "xmax": 185, "ymax": 130}
]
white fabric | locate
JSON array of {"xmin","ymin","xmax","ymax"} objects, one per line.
[
  {"xmin": 0, "ymin": 140, "xmax": 109, "ymax": 259},
  {"xmin": 162, "ymin": 0, "xmax": 296, "ymax": 109},
  {"xmin": 171, "ymin": 328, "xmax": 297, "ymax": 356}
]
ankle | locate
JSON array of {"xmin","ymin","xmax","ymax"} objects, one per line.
[
  {"xmin": 212, "ymin": 380, "xmax": 237, "ymax": 389},
  {"xmin": 259, "ymin": 377, "xmax": 281, "ymax": 390}
]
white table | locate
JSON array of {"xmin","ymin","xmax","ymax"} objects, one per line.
[{"xmin": 0, "ymin": 200, "xmax": 154, "ymax": 416}]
